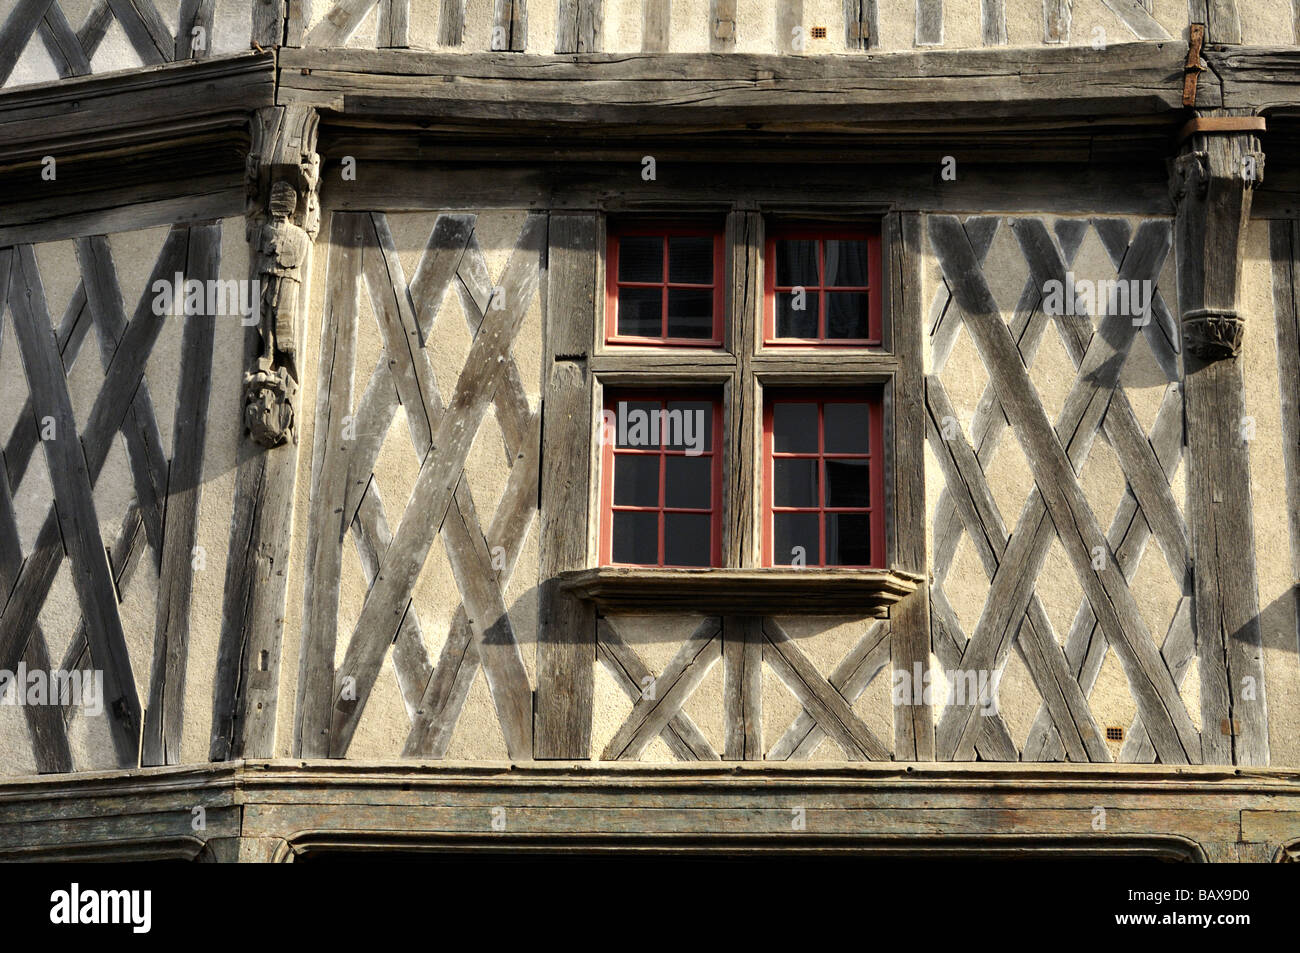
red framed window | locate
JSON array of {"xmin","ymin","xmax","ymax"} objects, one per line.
[
  {"xmin": 764, "ymin": 227, "xmax": 882, "ymax": 345},
  {"xmin": 762, "ymin": 392, "xmax": 885, "ymax": 567},
  {"xmin": 600, "ymin": 392, "xmax": 723, "ymax": 567},
  {"xmin": 606, "ymin": 225, "xmax": 725, "ymax": 346}
]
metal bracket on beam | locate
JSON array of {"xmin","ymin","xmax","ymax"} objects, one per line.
[
  {"xmin": 1177, "ymin": 115, "xmax": 1267, "ymax": 146},
  {"xmin": 1183, "ymin": 23, "xmax": 1206, "ymax": 107}
]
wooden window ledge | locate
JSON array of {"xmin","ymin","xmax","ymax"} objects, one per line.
[{"xmin": 556, "ymin": 566, "xmax": 924, "ymax": 615}]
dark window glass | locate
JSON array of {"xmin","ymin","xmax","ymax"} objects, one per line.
[
  {"xmin": 667, "ymin": 288, "xmax": 714, "ymax": 339},
  {"xmin": 617, "ymin": 287, "xmax": 662, "ymax": 337},
  {"xmin": 826, "ymin": 292, "xmax": 870, "ymax": 339},
  {"xmin": 613, "ymin": 454, "xmax": 659, "ymax": 507},
  {"xmin": 824, "ymin": 459, "xmax": 870, "ymax": 508},
  {"xmin": 773, "ymin": 458, "xmax": 818, "ymax": 508},
  {"xmin": 614, "ymin": 400, "xmax": 663, "ymax": 449},
  {"xmin": 774, "ymin": 512, "xmax": 820, "ymax": 565},
  {"xmin": 775, "ymin": 291, "xmax": 819, "ymax": 338},
  {"xmin": 618, "ymin": 236, "xmax": 663, "ymax": 283},
  {"xmin": 666, "ymin": 401, "xmax": 713, "ymax": 451},
  {"xmin": 665, "ymin": 456, "xmax": 711, "ymax": 509},
  {"xmin": 824, "ymin": 240, "xmax": 868, "ymax": 286},
  {"xmin": 665, "ymin": 513, "xmax": 712, "ymax": 566},
  {"xmin": 612, "ymin": 511, "xmax": 658, "ymax": 564},
  {"xmin": 823, "ymin": 402, "xmax": 869, "ymax": 453},
  {"xmin": 669, "ymin": 237, "xmax": 714, "ymax": 285},
  {"xmin": 827, "ymin": 513, "xmax": 871, "ymax": 566},
  {"xmin": 772, "ymin": 403, "xmax": 818, "ymax": 453},
  {"xmin": 775, "ymin": 239, "xmax": 819, "ymax": 286}
]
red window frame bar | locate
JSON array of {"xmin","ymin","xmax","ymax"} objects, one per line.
[
  {"xmin": 760, "ymin": 391, "xmax": 886, "ymax": 568},
  {"xmin": 605, "ymin": 224, "xmax": 726, "ymax": 347},
  {"xmin": 599, "ymin": 391, "xmax": 725, "ymax": 567},
  {"xmin": 763, "ymin": 226, "xmax": 883, "ymax": 346}
]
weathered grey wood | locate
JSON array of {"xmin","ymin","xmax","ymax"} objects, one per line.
[
  {"xmin": 1044, "ymin": 0, "xmax": 1071, "ymax": 43},
  {"xmin": 0, "ymin": 0, "xmax": 55, "ymax": 85},
  {"xmin": 887, "ymin": 211, "xmax": 933, "ymax": 761},
  {"xmin": 762, "ymin": 619, "xmax": 889, "ymax": 760},
  {"xmin": 303, "ymin": 0, "xmax": 375, "ymax": 45},
  {"xmin": 77, "ymin": 0, "xmax": 113, "ymax": 56},
  {"xmin": 252, "ymin": 0, "xmax": 285, "ymax": 46},
  {"xmin": 295, "ymin": 213, "xmax": 364, "ymax": 759},
  {"xmin": 141, "ymin": 224, "xmax": 219, "ymax": 767},
  {"xmin": 1205, "ymin": 0, "xmax": 1241, "ymax": 44},
  {"xmin": 1121, "ymin": 597, "xmax": 1195, "ymax": 762},
  {"xmin": 37, "ymin": 2, "xmax": 90, "ymax": 78},
  {"xmin": 926, "ymin": 376, "xmax": 1108, "ymax": 763},
  {"xmin": 1270, "ymin": 219, "xmax": 1300, "ymax": 670},
  {"xmin": 378, "ymin": 0, "xmax": 410, "ymax": 47},
  {"xmin": 556, "ymin": 0, "xmax": 600, "ymax": 52},
  {"xmin": 1173, "ymin": 113, "xmax": 1268, "ymax": 766},
  {"xmin": 710, "ymin": 0, "xmax": 735, "ymax": 51},
  {"xmin": 980, "ymin": 0, "xmax": 1006, "ymax": 44},
  {"xmin": 930, "ymin": 587, "xmax": 1019, "ymax": 760},
  {"xmin": 598, "ymin": 618, "xmax": 718, "ymax": 760},
  {"xmin": 601, "ymin": 618, "xmax": 721, "ymax": 760},
  {"xmin": 843, "ymin": 0, "xmax": 875, "ymax": 49},
  {"xmin": 75, "ymin": 236, "xmax": 168, "ymax": 572},
  {"xmin": 642, "ymin": 0, "xmax": 670, "ymax": 52},
  {"xmin": 915, "ymin": 0, "xmax": 941, "ymax": 45},
  {"xmin": 6, "ymin": 246, "xmax": 140, "ymax": 768},
  {"xmin": 724, "ymin": 209, "xmax": 760, "ymax": 568},
  {"xmin": 722, "ymin": 616, "xmax": 762, "ymax": 760},
  {"xmin": 929, "ymin": 215, "xmax": 1199, "ymax": 765},
  {"xmin": 768, "ymin": 620, "xmax": 889, "ymax": 760},
  {"xmin": 536, "ymin": 211, "xmax": 595, "ymax": 759},
  {"xmin": 176, "ymin": 0, "xmax": 214, "ymax": 59},
  {"xmin": 285, "ymin": 0, "xmax": 310, "ymax": 45},
  {"xmin": 330, "ymin": 214, "xmax": 545, "ymax": 749},
  {"xmin": 1097, "ymin": 0, "xmax": 1169, "ymax": 39},
  {"xmin": 438, "ymin": 0, "xmax": 464, "ymax": 45},
  {"xmin": 105, "ymin": 0, "xmax": 171, "ymax": 64},
  {"xmin": 492, "ymin": 0, "xmax": 526, "ymax": 51},
  {"xmin": 776, "ymin": 0, "xmax": 801, "ymax": 54},
  {"xmin": 402, "ymin": 615, "xmax": 479, "ymax": 757}
]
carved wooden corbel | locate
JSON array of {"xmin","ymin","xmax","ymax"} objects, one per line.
[{"xmin": 244, "ymin": 105, "xmax": 321, "ymax": 448}]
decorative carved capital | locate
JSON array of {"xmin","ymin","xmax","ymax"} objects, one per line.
[
  {"xmin": 1181, "ymin": 308, "xmax": 1245, "ymax": 361},
  {"xmin": 1169, "ymin": 150, "xmax": 1210, "ymax": 206},
  {"xmin": 244, "ymin": 106, "xmax": 321, "ymax": 448}
]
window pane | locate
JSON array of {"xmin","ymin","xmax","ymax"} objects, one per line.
[
  {"xmin": 775, "ymin": 239, "xmax": 819, "ymax": 287},
  {"xmin": 666, "ymin": 288, "xmax": 714, "ymax": 339},
  {"xmin": 827, "ymin": 513, "xmax": 871, "ymax": 566},
  {"xmin": 824, "ymin": 240, "xmax": 868, "ymax": 286},
  {"xmin": 666, "ymin": 400, "xmax": 713, "ymax": 452},
  {"xmin": 665, "ymin": 455, "xmax": 712, "ymax": 509},
  {"xmin": 669, "ymin": 237, "xmax": 714, "ymax": 285},
  {"xmin": 773, "ymin": 458, "xmax": 818, "ymax": 508},
  {"xmin": 617, "ymin": 287, "xmax": 662, "ymax": 337},
  {"xmin": 823, "ymin": 402, "xmax": 869, "ymax": 453},
  {"xmin": 773, "ymin": 512, "xmax": 820, "ymax": 566},
  {"xmin": 613, "ymin": 454, "xmax": 659, "ymax": 507},
  {"xmin": 826, "ymin": 292, "xmax": 870, "ymax": 339},
  {"xmin": 825, "ymin": 459, "xmax": 870, "ymax": 508},
  {"xmin": 618, "ymin": 236, "xmax": 663, "ymax": 283},
  {"xmin": 774, "ymin": 290, "xmax": 819, "ymax": 338},
  {"xmin": 612, "ymin": 511, "xmax": 659, "ymax": 564},
  {"xmin": 614, "ymin": 400, "xmax": 663, "ymax": 449},
  {"xmin": 772, "ymin": 402, "xmax": 818, "ymax": 453},
  {"xmin": 664, "ymin": 513, "xmax": 712, "ymax": 566}
]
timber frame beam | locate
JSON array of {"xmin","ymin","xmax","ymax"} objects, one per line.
[{"xmin": 1, "ymin": 761, "xmax": 1299, "ymax": 862}]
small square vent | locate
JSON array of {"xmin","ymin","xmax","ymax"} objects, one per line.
[{"xmin": 811, "ymin": 26, "xmax": 828, "ymax": 39}]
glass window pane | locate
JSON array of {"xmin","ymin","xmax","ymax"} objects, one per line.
[
  {"xmin": 618, "ymin": 236, "xmax": 663, "ymax": 283},
  {"xmin": 665, "ymin": 455, "xmax": 712, "ymax": 509},
  {"xmin": 613, "ymin": 400, "xmax": 663, "ymax": 449},
  {"xmin": 617, "ymin": 287, "xmax": 662, "ymax": 337},
  {"xmin": 773, "ymin": 458, "xmax": 818, "ymax": 508},
  {"xmin": 826, "ymin": 292, "xmax": 870, "ymax": 339},
  {"xmin": 613, "ymin": 454, "xmax": 659, "ymax": 507},
  {"xmin": 827, "ymin": 513, "xmax": 871, "ymax": 566},
  {"xmin": 612, "ymin": 511, "xmax": 659, "ymax": 564},
  {"xmin": 773, "ymin": 512, "xmax": 820, "ymax": 566},
  {"xmin": 824, "ymin": 240, "xmax": 868, "ymax": 286},
  {"xmin": 823, "ymin": 402, "xmax": 869, "ymax": 453},
  {"xmin": 772, "ymin": 402, "xmax": 818, "ymax": 453},
  {"xmin": 774, "ymin": 291, "xmax": 819, "ymax": 338},
  {"xmin": 666, "ymin": 288, "xmax": 714, "ymax": 339},
  {"xmin": 666, "ymin": 401, "xmax": 712, "ymax": 452},
  {"xmin": 775, "ymin": 239, "xmax": 819, "ymax": 287},
  {"xmin": 664, "ymin": 513, "xmax": 712, "ymax": 566},
  {"xmin": 669, "ymin": 236, "xmax": 714, "ymax": 285},
  {"xmin": 825, "ymin": 459, "xmax": 870, "ymax": 508}
]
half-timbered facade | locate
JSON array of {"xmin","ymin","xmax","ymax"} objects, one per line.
[{"xmin": 2, "ymin": 0, "xmax": 1300, "ymax": 862}]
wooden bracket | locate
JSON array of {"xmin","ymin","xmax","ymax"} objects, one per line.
[{"xmin": 1183, "ymin": 23, "xmax": 1205, "ymax": 107}]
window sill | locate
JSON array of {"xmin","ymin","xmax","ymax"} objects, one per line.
[{"xmin": 556, "ymin": 566, "xmax": 924, "ymax": 616}]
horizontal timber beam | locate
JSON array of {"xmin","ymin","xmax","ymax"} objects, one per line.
[{"xmin": 1, "ymin": 761, "xmax": 1299, "ymax": 861}]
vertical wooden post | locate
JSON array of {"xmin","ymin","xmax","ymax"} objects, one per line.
[
  {"xmin": 1171, "ymin": 109, "xmax": 1269, "ymax": 766},
  {"xmin": 1269, "ymin": 220, "xmax": 1300, "ymax": 665},
  {"xmin": 535, "ymin": 211, "xmax": 598, "ymax": 759},
  {"xmin": 887, "ymin": 211, "xmax": 933, "ymax": 761},
  {"xmin": 210, "ymin": 105, "xmax": 321, "ymax": 761}
]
